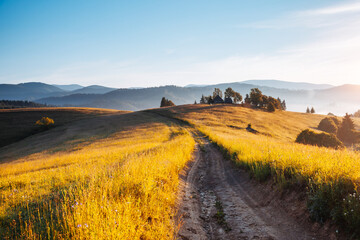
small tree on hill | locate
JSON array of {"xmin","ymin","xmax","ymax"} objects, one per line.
[
  {"xmin": 200, "ymin": 95, "xmax": 206, "ymax": 104},
  {"xmin": 233, "ymin": 92, "xmax": 242, "ymax": 103},
  {"xmin": 249, "ymin": 88, "xmax": 263, "ymax": 107},
  {"xmin": 311, "ymin": 107, "xmax": 315, "ymax": 114},
  {"xmin": 267, "ymin": 102, "xmax": 276, "ymax": 112},
  {"xmin": 281, "ymin": 100, "xmax": 286, "ymax": 111},
  {"xmin": 337, "ymin": 113, "xmax": 357, "ymax": 143},
  {"xmin": 224, "ymin": 87, "xmax": 235, "ymax": 98},
  {"xmin": 194, "ymin": 100, "xmax": 197, "ymax": 104},
  {"xmin": 213, "ymin": 88, "xmax": 223, "ymax": 99},
  {"xmin": 306, "ymin": 107, "xmax": 310, "ymax": 113},
  {"xmin": 160, "ymin": 97, "xmax": 175, "ymax": 107}
]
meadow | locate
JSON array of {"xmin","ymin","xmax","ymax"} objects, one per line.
[
  {"xmin": 164, "ymin": 104, "xmax": 360, "ymax": 236},
  {"xmin": 1, "ymin": 105, "xmax": 360, "ymax": 239},
  {"xmin": 0, "ymin": 110, "xmax": 195, "ymax": 239}
]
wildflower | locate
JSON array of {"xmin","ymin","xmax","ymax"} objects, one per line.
[
  {"xmin": 77, "ymin": 224, "xmax": 82, "ymax": 228},
  {"xmin": 84, "ymin": 223, "xmax": 89, "ymax": 228}
]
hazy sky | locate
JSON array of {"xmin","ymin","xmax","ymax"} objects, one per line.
[{"xmin": 1, "ymin": 0, "xmax": 360, "ymax": 88}]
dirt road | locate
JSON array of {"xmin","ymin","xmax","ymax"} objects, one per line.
[{"xmin": 177, "ymin": 139, "xmax": 328, "ymax": 240}]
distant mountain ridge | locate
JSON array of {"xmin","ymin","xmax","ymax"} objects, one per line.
[
  {"xmin": 53, "ymin": 84, "xmax": 84, "ymax": 91},
  {"xmin": 240, "ymin": 80, "xmax": 333, "ymax": 90},
  {"xmin": 1, "ymin": 81, "xmax": 359, "ymax": 115},
  {"xmin": 0, "ymin": 82, "xmax": 116, "ymax": 100}
]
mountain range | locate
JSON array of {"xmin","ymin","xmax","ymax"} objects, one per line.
[{"xmin": 0, "ymin": 80, "xmax": 359, "ymax": 115}]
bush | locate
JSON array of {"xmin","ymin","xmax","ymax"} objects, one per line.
[
  {"xmin": 35, "ymin": 117, "xmax": 55, "ymax": 129},
  {"xmin": 295, "ymin": 129, "xmax": 344, "ymax": 149},
  {"xmin": 318, "ymin": 117, "xmax": 340, "ymax": 134}
]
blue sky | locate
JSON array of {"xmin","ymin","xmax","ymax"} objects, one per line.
[{"xmin": 1, "ymin": 0, "xmax": 359, "ymax": 87}]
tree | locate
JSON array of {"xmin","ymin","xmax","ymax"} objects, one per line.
[
  {"xmin": 244, "ymin": 94, "xmax": 251, "ymax": 104},
  {"xmin": 337, "ymin": 113, "xmax": 357, "ymax": 143},
  {"xmin": 224, "ymin": 87, "xmax": 235, "ymax": 98},
  {"xmin": 306, "ymin": 107, "xmax": 310, "ymax": 113},
  {"xmin": 160, "ymin": 97, "xmax": 167, "ymax": 107},
  {"xmin": 233, "ymin": 92, "xmax": 243, "ymax": 103},
  {"xmin": 200, "ymin": 95, "xmax": 206, "ymax": 104},
  {"xmin": 194, "ymin": 100, "xmax": 197, "ymax": 104},
  {"xmin": 281, "ymin": 100, "xmax": 287, "ymax": 111},
  {"xmin": 267, "ymin": 96, "xmax": 281, "ymax": 109},
  {"xmin": 353, "ymin": 110, "xmax": 360, "ymax": 118},
  {"xmin": 205, "ymin": 95, "xmax": 213, "ymax": 104},
  {"xmin": 267, "ymin": 102, "xmax": 276, "ymax": 112},
  {"xmin": 311, "ymin": 107, "xmax": 315, "ymax": 114},
  {"xmin": 160, "ymin": 97, "xmax": 175, "ymax": 107},
  {"xmin": 249, "ymin": 88, "xmax": 263, "ymax": 107},
  {"xmin": 213, "ymin": 88, "xmax": 223, "ymax": 99}
]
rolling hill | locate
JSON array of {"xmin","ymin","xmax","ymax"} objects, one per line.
[{"xmin": 1, "ymin": 105, "xmax": 359, "ymax": 238}]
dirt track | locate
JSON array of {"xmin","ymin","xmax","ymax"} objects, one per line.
[{"xmin": 177, "ymin": 139, "xmax": 331, "ymax": 240}]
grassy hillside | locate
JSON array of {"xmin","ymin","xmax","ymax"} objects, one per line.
[
  {"xmin": 160, "ymin": 104, "xmax": 360, "ymax": 235},
  {"xmin": 0, "ymin": 109, "xmax": 195, "ymax": 239},
  {"xmin": 1, "ymin": 105, "xmax": 360, "ymax": 238},
  {"xmin": 0, "ymin": 107, "xmax": 125, "ymax": 149}
]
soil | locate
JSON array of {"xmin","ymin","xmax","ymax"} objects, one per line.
[{"xmin": 176, "ymin": 138, "xmax": 340, "ymax": 240}]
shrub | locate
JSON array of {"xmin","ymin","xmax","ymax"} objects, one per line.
[
  {"xmin": 295, "ymin": 129, "xmax": 344, "ymax": 149},
  {"xmin": 35, "ymin": 117, "xmax": 55, "ymax": 129},
  {"xmin": 318, "ymin": 117, "xmax": 340, "ymax": 134}
]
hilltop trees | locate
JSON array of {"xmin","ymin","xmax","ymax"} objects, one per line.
[
  {"xmin": 198, "ymin": 87, "xmax": 284, "ymax": 112},
  {"xmin": 249, "ymin": 88, "xmax": 263, "ymax": 107},
  {"xmin": 160, "ymin": 97, "xmax": 175, "ymax": 107},
  {"xmin": 337, "ymin": 113, "xmax": 358, "ymax": 143},
  {"xmin": 306, "ymin": 107, "xmax": 315, "ymax": 114},
  {"xmin": 233, "ymin": 92, "xmax": 243, "ymax": 103},
  {"xmin": 213, "ymin": 88, "xmax": 223, "ymax": 98}
]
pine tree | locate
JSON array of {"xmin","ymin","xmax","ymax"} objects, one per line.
[
  {"xmin": 337, "ymin": 113, "xmax": 357, "ymax": 143},
  {"xmin": 306, "ymin": 107, "xmax": 310, "ymax": 113},
  {"xmin": 311, "ymin": 107, "xmax": 315, "ymax": 114},
  {"xmin": 200, "ymin": 95, "xmax": 206, "ymax": 104},
  {"xmin": 194, "ymin": 100, "xmax": 197, "ymax": 104}
]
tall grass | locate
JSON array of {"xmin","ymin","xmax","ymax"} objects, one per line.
[
  {"xmin": 169, "ymin": 105, "xmax": 360, "ymax": 236},
  {"xmin": 0, "ymin": 120, "xmax": 195, "ymax": 239}
]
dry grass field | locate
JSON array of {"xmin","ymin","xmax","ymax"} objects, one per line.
[
  {"xmin": 0, "ymin": 108, "xmax": 126, "ymax": 149},
  {"xmin": 0, "ymin": 109, "xmax": 194, "ymax": 239},
  {"xmin": 161, "ymin": 104, "xmax": 360, "ymax": 235},
  {"xmin": 1, "ymin": 105, "xmax": 360, "ymax": 239}
]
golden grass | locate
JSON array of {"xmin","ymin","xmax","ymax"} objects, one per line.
[
  {"xmin": 165, "ymin": 104, "xmax": 360, "ymax": 232},
  {"xmin": 0, "ymin": 112, "xmax": 195, "ymax": 239}
]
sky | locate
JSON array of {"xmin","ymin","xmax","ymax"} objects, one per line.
[{"xmin": 1, "ymin": 0, "xmax": 360, "ymax": 88}]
